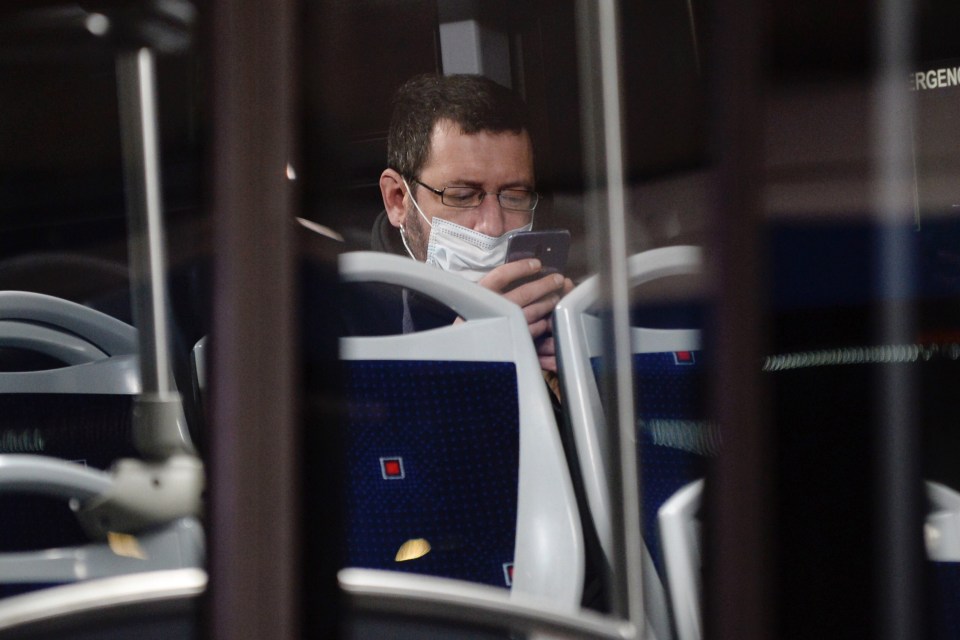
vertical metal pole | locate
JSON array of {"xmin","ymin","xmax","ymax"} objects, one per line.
[
  {"xmin": 117, "ymin": 47, "xmax": 193, "ymax": 458},
  {"xmin": 207, "ymin": 0, "xmax": 300, "ymax": 638},
  {"xmin": 703, "ymin": 0, "xmax": 771, "ymax": 638},
  {"xmin": 576, "ymin": 0, "xmax": 644, "ymax": 631},
  {"xmin": 874, "ymin": 0, "xmax": 920, "ymax": 637},
  {"xmin": 117, "ymin": 48, "xmax": 175, "ymax": 398}
]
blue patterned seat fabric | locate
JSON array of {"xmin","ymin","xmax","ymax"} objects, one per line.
[
  {"xmin": 592, "ymin": 350, "xmax": 712, "ymax": 575},
  {"xmin": 634, "ymin": 351, "xmax": 712, "ymax": 575},
  {"xmin": 930, "ymin": 561, "xmax": 960, "ymax": 640},
  {"xmin": 343, "ymin": 359, "xmax": 520, "ymax": 588}
]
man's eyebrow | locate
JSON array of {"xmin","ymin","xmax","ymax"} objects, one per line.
[
  {"xmin": 446, "ymin": 179, "xmax": 535, "ymax": 190},
  {"xmin": 443, "ymin": 179, "xmax": 484, "ymax": 188}
]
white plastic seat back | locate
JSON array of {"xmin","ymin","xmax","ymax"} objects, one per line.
[
  {"xmin": 554, "ymin": 245, "xmax": 704, "ymax": 638},
  {"xmin": 338, "ymin": 251, "xmax": 584, "ymax": 610},
  {"xmin": 657, "ymin": 479, "xmax": 704, "ymax": 640},
  {"xmin": 925, "ymin": 480, "xmax": 960, "ymax": 637},
  {"xmin": 554, "ymin": 246, "xmax": 703, "ymax": 558},
  {"xmin": 926, "ymin": 480, "xmax": 960, "ymax": 561},
  {"xmin": 191, "ymin": 336, "xmax": 207, "ymax": 393}
]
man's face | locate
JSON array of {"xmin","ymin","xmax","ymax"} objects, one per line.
[{"xmin": 401, "ymin": 119, "xmax": 535, "ymax": 262}]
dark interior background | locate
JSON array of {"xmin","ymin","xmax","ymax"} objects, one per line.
[{"xmin": 0, "ymin": 0, "xmax": 709, "ymax": 275}]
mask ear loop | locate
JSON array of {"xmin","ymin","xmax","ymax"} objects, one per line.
[
  {"xmin": 398, "ymin": 225, "xmax": 417, "ymax": 260},
  {"xmin": 399, "ymin": 177, "xmax": 432, "ymax": 261}
]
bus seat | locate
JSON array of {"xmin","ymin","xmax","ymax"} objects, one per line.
[
  {"xmin": 338, "ymin": 251, "xmax": 584, "ymax": 610},
  {"xmin": 659, "ymin": 479, "xmax": 960, "ymax": 640},
  {"xmin": 554, "ymin": 245, "xmax": 709, "ymax": 637},
  {"xmin": 0, "ymin": 455, "xmax": 203, "ymax": 599},
  {"xmin": 657, "ymin": 478, "xmax": 704, "ymax": 640},
  {"xmin": 0, "ymin": 291, "xmax": 143, "ymax": 553},
  {"xmin": 926, "ymin": 480, "xmax": 960, "ymax": 639},
  {"xmin": 0, "ymin": 291, "xmax": 202, "ymax": 595}
]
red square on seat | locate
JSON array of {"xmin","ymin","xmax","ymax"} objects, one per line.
[{"xmin": 380, "ymin": 457, "xmax": 404, "ymax": 479}]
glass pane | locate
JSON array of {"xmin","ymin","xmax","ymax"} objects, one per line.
[
  {"xmin": 763, "ymin": 1, "xmax": 960, "ymax": 637},
  {"xmin": 0, "ymin": 4, "xmax": 207, "ymax": 635}
]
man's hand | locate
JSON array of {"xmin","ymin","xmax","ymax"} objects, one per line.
[{"xmin": 477, "ymin": 259, "xmax": 575, "ymax": 372}]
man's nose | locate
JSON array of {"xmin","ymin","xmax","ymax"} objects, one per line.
[{"xmin": 473, "ymin": 193, "xmax": 505, "ymax": 237}]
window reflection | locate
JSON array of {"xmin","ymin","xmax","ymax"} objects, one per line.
[
  {"xmin": 4, "ymin": 0, "xmax": 960, "ymax": 638},
  {"xmin": 0, "ymin": 2, "xmax": 207, "ymax": 635}
]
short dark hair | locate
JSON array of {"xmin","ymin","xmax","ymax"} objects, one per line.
[{"xmin": 386, "ymin": 73, "xmax": 532, "ymax": 179}]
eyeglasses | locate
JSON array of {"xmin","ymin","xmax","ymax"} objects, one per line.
[{"xmin": 413, "ymin": 179, "xmax": 540, "ymax": 212}]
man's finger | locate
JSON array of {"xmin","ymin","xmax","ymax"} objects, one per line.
[
  {"xmin": 527, "ymin": 316, "xmax": 551, "ymax": 340},
  {"xmin": 478, "ymin": 259, "xmax": 542, "ymax": 293},
  {"xmin": 521, "ymin": 295, "xmax": 560, "ymax": 326},
  {"xmin": 504, "ymin": 273, "xmax": 566, "ymax": 307},
  {"xmin": 539, "ymin": 355, "xmax": 558, "ymax": 373},
  {"xmin": 536, "ymin": 336, "xmax": 556, "ymax": 357}
]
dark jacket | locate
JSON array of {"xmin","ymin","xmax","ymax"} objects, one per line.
[
  {"xmin": 370, "ymin": 208, "xmax": 406, "ymax": 257},
  {"xmin": 367, "ymin": 210, "xmax": 457, "ymax": 334}
]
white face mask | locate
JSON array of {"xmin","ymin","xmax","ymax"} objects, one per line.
[{"xmin": 401, "ymin": 178, "xmax": 533, "ymax": 282}]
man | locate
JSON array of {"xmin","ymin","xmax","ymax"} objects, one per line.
[
  {"xmin": 366, "ymin": 74, "xmax": 608, "ymax": 610},
  {"xmin": 372, "ymin": 73, "xmax": 573, "ymax": 372}
]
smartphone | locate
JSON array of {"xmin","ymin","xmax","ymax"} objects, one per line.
[{"xmin": 504, "ymin": 229, "xmax": 570, "ymax": 288}]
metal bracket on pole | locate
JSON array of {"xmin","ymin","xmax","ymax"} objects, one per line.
[{"xmin": 76, "ymin": 454, "xmax": 204, "ymax": 537}]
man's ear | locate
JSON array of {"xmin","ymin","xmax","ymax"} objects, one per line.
[{"xmin": 379, "ymin": 169, "xmax": 408, "ymax": 228}]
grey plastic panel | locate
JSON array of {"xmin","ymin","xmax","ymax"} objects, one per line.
[
  {"xmin": 0, "ymin": 292, "xmax": 137, "ymax": 357},
  {"xmin": 0, "ymin": 518, "xmax": 204, "ymax": 583},
  {"xmin": 0, "ymin": 455, "xmax": 113, "ymax": 500},
  {"xmin": 0, "ymin": 355, "xmax": 141, "ymax": 394},
  {"xmin": 0, "ymin": 321, "xmax": 108, "ymax": 365},
  {"xmin": 0, "ymin": 292, "xmax": 141, "ymax": 393}
]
